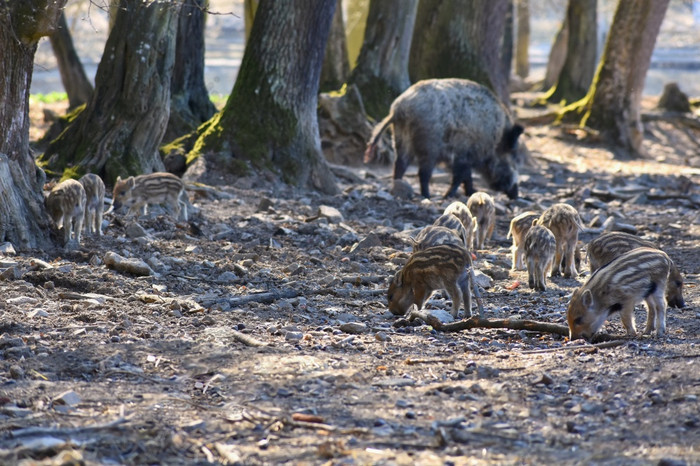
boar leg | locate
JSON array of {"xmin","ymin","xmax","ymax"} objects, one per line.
[
  {"xmin": 457, "ymin": 269, "xmax": 472, "ymax": 318},
  {"xmin": 619, "ymin": 303, "xmax": 638, "ymax": 336},
  {"xmin": 444, "ymin": 158, "xmax": 472, "ymax": 198},
  {"xmin": 393, "ymin": 137, "xmax": 410, "ymax": 180},
  {"xmin": 563, "ymin": 240, "xmax": 578, "ymax": 278},
  {"xmin": 444, "ymin": 282, "xmax": 463, "ymax": 318},
  {"xmin": 417, "ymin": 163, "xmax": 434, "ymax": 199},
  {"xmin": 644, "ymin": 290, "xmax": 667, "ymax": 336},
  {"xmin": 551, "ymin": 242, "xmax": 563, "ymax": 277}
]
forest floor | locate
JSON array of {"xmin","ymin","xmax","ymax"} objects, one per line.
[{"xmin": 1, "ymin": 96, "xmax": 699, "ymax": 465}]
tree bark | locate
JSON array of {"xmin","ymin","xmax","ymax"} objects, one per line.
[
  {"xmin": 564, "ymin": 0, "xmax": 670, "ymax": 156},
  {"xmin": 319, "ymin": 0, "xmax": 350, "ymax": 93},
  {"xmin": 348, "ymin": 0, "xmax": 417, "ymax": 119},
  {"xmin": 0, "ymin": 0, "xmax": 67, "ymax": 250},
  {"xmin": 49, "ymin": 12, "xmax": 93, "ymax": 110},
  {"xmin": 409, "ymin": 0, "xmax": 511, "ymax": 103},
  {"xmin": 543, "ymin": 13, "xmax": 568, "ymax": 90},
  {"xmin": 244, "ymin": 0, "xmax": 259, "ymax": 42},
  {"xmin": 164, "ymin": 0, "xmax": 216, "ymax": 144},
  {"xmin": 188, "ymin": 0, "xmax": 339, "ymax": 195},
  {"xmin": 39, "ymin": 0, "xmax": 180, "ymax": 185},
  {"xmin": 515, "ymin": 0, "xmax": 529, "ymax": 79},
  {"xmin": 545, "ymin": 0, "xmax": 596, "ymax": 104}
]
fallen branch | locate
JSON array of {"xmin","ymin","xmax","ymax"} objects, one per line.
[
  {"xmin": 231, "ymin": 329, "xmax": 266, "ymax": 347},
  {"xmin": 406, "ymin": 310, "xmax": 570, "ymax": 336},
  {"xmin": 404, "ymin": 357, "xmax": 455, "ymax": 365},
  {"xmin": 10, "ymin": 417, "xmax": 129, "ymax": 438},
  {"xmin": 522, "ymin": 339, "xmax": 628, "ymax": 354},
  {"xmin": 228, "ymin": 289, "xmax": 301, "ymax": 306}
]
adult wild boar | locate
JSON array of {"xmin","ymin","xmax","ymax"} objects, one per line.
[{"xmin": 365, "ymin": 79, "xmax": 524, "ymax": 199}]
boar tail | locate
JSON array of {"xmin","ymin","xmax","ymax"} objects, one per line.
[{"xmin": 364, "ymin": 113, "xmax": 394, "ymax": 164}]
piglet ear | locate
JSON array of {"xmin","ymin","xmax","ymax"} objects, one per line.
[
  {"xmin": 581, "ymin": 289, "xmax": 594, "ymax": 308},
  {"xmin": 116, "ymin": 176, "xmax": 122, "ymax": 183},
  {"xmin": 394, "ymin": 271, "xmax": 403, "ymax": 287}
]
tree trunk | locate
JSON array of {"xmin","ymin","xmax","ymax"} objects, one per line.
[
  {"xmin": 345, "ymin": 0, "xmax": 370, "ymax": 69},
  {"xmin": 244, "ymin": 0, "xmax": 259, "ymax": 42},
  {"xmin": 502, "ymin": 0, "xmax": 514, "ymax": 84},
  {"xmin": 49, "ymin": 12, "xmax": 93, "ymax": 110},
  {"xmin": 515, "ymin": 0, "xmax": 530, "ymax": 79},
  {"xmin": 188, "ymin": 0, "xmax": 339, "ymax": 195},
  {"xmin": 545, "ymin": 0, "xmax": 596, "ymax": 104},
  {"xmin": 543, "ymin": 14, "xmax": 568, "ymax": 90},
  {"xmin": 0, "ymin": 0, "xmax": 67, "ymax": 250},
  {"xmin": 39, "ymin": 0, "xmax": 180, "ymax": 185},
  {"xmin": 409, "ymin": 0, "xmax": 511, "ymax": 103},
  {"xmin": 164, "ymin": 0, "xmax": 216, "ymax": 143},
  {"xmin": 319, "ymin": 0, "xmax": 350, "ymax": 93},
  {"xmin": 348, "ymin": 0, "xmax": 417, "ymax": 119},
  {"xmin": 565, "ymin": 0, "xmax": 670, "ymax": 156}
]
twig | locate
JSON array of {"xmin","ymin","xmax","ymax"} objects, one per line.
[
  {"xmin": 407, "ymin": 310, "xmax": 570, "ymax": 336},
  {"xmin": 404, "ymin": 357, "xmax": 455, "ymax": 365},
  {"xmin": 522, "ymin": 339, "xmax": 628, "ymax": 354},
  {"xmin": 230, "ymin": 329, "xmax": 266, "ymax": 347},
  {"xmin": 10, "ymin": 417, "xmax": 129, "ymax": 438},
  {"xmin": 228, "ymin": 289, "xmax": 301, "ymax": 306}
]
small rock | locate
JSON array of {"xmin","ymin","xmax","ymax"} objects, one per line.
[
  {"xmin": 318, "ymin": 205, "xmax": 343, "ymax": 223},
  {"xmin": 27, "ymin": 309, "xmax": 49, "ymax": 318},
  {"xmin": 53, "ymin": 390, "xmax": 81, "ymax": 407},
  {"xmin": 390, "ymin": 179, "xmax": 414, "ymax": 200},
  {"xmin": 349, "ymin": 233, "xmax": 381, "ymax": 252},
  {"xmin": 0, "ymin": 242, "xmax": 17, "ymax": 255},
  {"xmin": 7, "ymin": 296, "xmax": 39, "ymax": 305},
  {"xmin": 217, "ymin": 271, "xmax": 238, "ymax": 282},
  {"xmin": 285, "ymin": 331, "xmax": 304, "ymax": 342},
  {"xmin": 257, "ymin": 197, "xmax": 274, "ymax": 212},
  {"xmin": 472, "ymin": 270, "xmax": 492, "ymax": 289},
  {"xmin": 374, "ymin": 332, "xmax": 390, "ymax": 342},
  {"xmin": 428, "ymin": 309, "xmax": 455, "ymax": 323},
  {"xmin": 125, "ymin": 222, "xmax": 149, "ymax": 238},
  {"xmin": 657, "ymin": 459, "xmax": 687, "ymax": 466},
  {"xmin": 9, "ymin": 365, "xmax": 24, "ymax": 379},
  {"xmin": 339, "ymin": 322, "xmax": 367, "ymax": 334}
]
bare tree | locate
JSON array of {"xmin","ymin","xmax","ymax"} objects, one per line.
[
  {"xmin": 0, "ymin": 0, "xmax": 67, "ymax": 250},
  {"xmin": 563, "ymin": 0, "xmax": 670, "ymax": 155},
  {"xmin": 543, "ymin": 14, "xmax": 568, "ymax": 90},
  {"xmin": 187, "ymin": 0, "xmax": 339, "ymax": 194},
  {"xmin": 40, "ymin": 0, "xmax": 181, "ymax": 184},
  {"xmin": 164, "ymin": 0, "xmax": 216, "ymax": 143},
  {"xmin": 515, "ymin": 0, "xmax": 530, "ymax": 79},
  {"xmin": 348, "ymin": 0, "xmax": 417, "ymax": 119},
  {"xmin": 49, "ymin": 11, "xmax": 93, "ymax": 110},
  {"xmin": 320, "ymin": 0, "xmax": 350, "ymax": 92},
  {"xmin": 545, "ymin": 0, "xmax": 596, "ymax": 104},
  {"xmin": 409, "ymin": 0, "xmax": 512, "ymax": 103}
]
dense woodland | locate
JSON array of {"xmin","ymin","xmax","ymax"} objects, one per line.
[{"xmin": 0, "ymin": 1, "xmax": 699, "ymax": 464}]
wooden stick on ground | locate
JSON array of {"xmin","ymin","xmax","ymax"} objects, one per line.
[{"xmin": 406, "ymin": 309, "xmax": 570, "ymax": 336}]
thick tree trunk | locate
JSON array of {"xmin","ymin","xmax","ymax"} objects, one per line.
[
  {"xmin": 49, "ymin": 12, "xmax": 93, "ymax": 110},
  {"xmin": 188, "ymin": 0, "xmax": 339, "ymax": 194},
  {"xmin": 164, "ymin": 0, "xmax": 216, "ymax": 143},
  {"xmin": 543, "ymin": 14, "xmax": 569, "ymax": 90},
  {"xmin": 515, "ymin": 0, "xmax": 529, "ymax": 79},
  {"xmin": 40, "ymin": 0, "xmax": 180, "ymax": 185},
  {"xmin": 545, "ymin": 0, "xmax": 596, "ymax": 104},
  {"xmin": 0, "ymin": 1, "xmax": 67, "ymax": 250},
  {"xmin": 320, "ymin": 0, "xmax": 350, "ymax": 93},
  {"xmin": 565, "ymin": 0, "xmax": 670, "ymax": 156},
  {"xmin": 409, "ymin": 0, "xmax": 511, "ymax": 103},
  {"xmin": 345, "ymin": 0, "xmax": 370, "ymax": 69},
  {"xmin": 348, "ymin": 0, "xmax": 417, "ymax": 119}
]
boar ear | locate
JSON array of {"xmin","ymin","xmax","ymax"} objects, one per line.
[
  {"xmin": 394, "ymin": 271, "xmax": 403, "ymax": 287},
  {"xmin": 116, "ymin": 176, "xmax": 122, "ymax": 183},
  {"xmin": 581, "ymin": 289, "xmax": 594, "ymax": 309},
  {"xmin": 127, "ymin": 176, "xmax": 136, "ymax": 187}
]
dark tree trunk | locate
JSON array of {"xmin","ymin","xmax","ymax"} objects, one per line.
[
  {"xmin": 545, "ymin": 0, "xmax": 596, "ymax": 104},
  {"xmin": 502, "ymin": 0, "xmax": 514, "ymax": 84},
  {"xmin": 564, "ymin": 0, "xmax": 670, "ymax": 156},
  {"xmin": 164, "ymin": 0, "xmax": 216, "ymax": 143},
  {"xmin": 348, "ymin": 0, "xmax": 417, "ymax": 119},
  {"xmin": 40, "ymin": 0, "xmax": 180, "ymax": 185},
  {"xmin": 188, "ymin": 0, "xmax": 339, "ymax": 194},
  {"xmin": 0, "ymin": 0, "xmax": 67, "ymax": 250},
  {"xmin": 319, "ymin": 0, "xmax": 350, "ymax": 93},
  {"xmin": 515, "ymin": 0, "xmax": 530, "ymax": 79},
  {"xmin": 543, "ymin": 13, "xmax": 568, "ymax": 90},
  {"xmin": 49, "ymin": 12, "xmax": 93, "ymax": 110},
  {"xmin": 409, "ymin": 0, "xmax": 511, "ymax": 103}
]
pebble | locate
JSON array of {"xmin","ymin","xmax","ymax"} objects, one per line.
[
  {"xmin": 339, "ymin": 322, "xmax": 367, "ymax": 334},
  {"xmin": 285, "ymin": 332, "xmax": 304, "ymax": 342},
  {"xmin": 9, "ymin": 365, "xmax": 24, "ymax": 379}
]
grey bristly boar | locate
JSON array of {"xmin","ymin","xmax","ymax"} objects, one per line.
[
  {"xmin": 587, "ymin": 232, "xmax": 685, "ymax": 308},
  {"xmin": 507, "ymin": 211, "xmax": 540, "ymax": 271},
  {"xmin": 79, "ymin": 173, "xmax": 105, "ymax": 236},
  {"xmin": 443, "ymin": 201, "xmax": 476, "ymax": 251},
  {"xmin": 567, "ymin": 247, "xmax": 671, "ymax": 341},
  {"xmin": 524, "ymin": 224, "xmax": 556, "ymax": 292},
  {"xmin": 46, "ymin": 179, "xmax": 86, "ymax": 245},
  {"xmin": 467, "ymin": 191, "xmax": 495, "ymax": 250},
  {"xmin": 537, "ymin": 203, "xmax": 583, "ymax": 278},
  {"xmin": 432, "ymin": 213, "xmax": 470, "ymax": 249},
  {"xmin": 112, "ymin": 172, "xmax": 188, "ymax": 221},
  {"xmin": 388, "ymin": 244, "xmax": 471, "ymax": 319},
  {"xmin": 364, "ymin": 78, "xmax": 524, "ymax": 199}
]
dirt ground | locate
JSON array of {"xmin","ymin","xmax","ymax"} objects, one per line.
[{"xmin": 1, "ymin": 96, "xmax": 699, "ymax": 465}]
